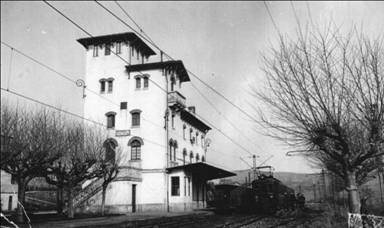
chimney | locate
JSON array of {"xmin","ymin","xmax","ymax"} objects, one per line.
[{"xmin": 188, "ymin": 106, "xmax": 196, "ymax": 114}]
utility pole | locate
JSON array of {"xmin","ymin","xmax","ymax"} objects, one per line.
[
  {"xmin": 313, "ymin": 184, "xmax": 317, "ymax": 202},
  {"xmin": 253, "ymin": 155, "xmax": 257, "ymax": 181}
]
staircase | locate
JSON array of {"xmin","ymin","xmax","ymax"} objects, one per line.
[
  {"xmin": 62, "ymin": 178, "xmax": 104, "ymax": 213},
  {"xmin": 74, "ymin": 178, "xmax": 104, "ymax": 207}
]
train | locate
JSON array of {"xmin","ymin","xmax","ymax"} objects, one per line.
[{"xmin": 207, "ymin": 174, "xmax": 302, "ymax": 214}]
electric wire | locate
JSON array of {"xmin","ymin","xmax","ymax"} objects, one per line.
[
  {"xmin": 1, "ymin": 42, "xmax": 244, "ymax": 166},
  {"xmin": 42, "ymin": 0, "xmax": 258, "ymax": 160}
]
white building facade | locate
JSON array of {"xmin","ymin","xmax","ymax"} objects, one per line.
[{"xmin": 76, "ymin": 33, "xmax": 234, "ymax": 214}]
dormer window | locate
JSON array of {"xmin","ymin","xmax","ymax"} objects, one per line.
[
  {"xmin": 105, "ymin": 44, "xmax": 111, "ymax": 56},
  {"xmin": 93, "ymin": 45, "xmax": 98, "ymax": 57}
]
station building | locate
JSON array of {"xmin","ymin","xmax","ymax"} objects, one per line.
[{"xmin": 76, "ymin": 32, "xmax": 235, "ymax": 213}]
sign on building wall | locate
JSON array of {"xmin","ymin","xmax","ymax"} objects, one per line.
[{"xmin": 115, "ymin": 130, "xmax": 131, "ymax": 137}]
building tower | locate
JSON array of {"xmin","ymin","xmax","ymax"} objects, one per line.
[{"xmin": 76, "ymin": 32, "xmax": 235, "ymax": 213}]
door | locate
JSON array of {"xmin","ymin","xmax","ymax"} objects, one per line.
[{"xmin": 132, "ymin": 184, "xmax": 136, "ymax": 213}]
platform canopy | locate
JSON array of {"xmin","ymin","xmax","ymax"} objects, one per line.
[{"xmin": 166, "ymin": 162, "xmax": 236, "ymax": 180}]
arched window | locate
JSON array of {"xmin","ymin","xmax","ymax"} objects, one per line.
[
  {"xmin": 143, "ymin": 76, "xmax": 149, "ymax": 88},
  {"xmin": 202, "ymin": 155, "xmax": 205, "ymax": 162},
  {"xmin": 189, "ymin": 151, "xmax": 194, "ymax": 163},
  {"xmin": 105, "ymin": 111, "xmax": 116, "ymax": 129},
  {"xmin": 99, "ymin": 79, "xmax": 106, "ymax": 93},
  {"xmin": 169, "ymin": 139, "xmax": 174, "ymax": 161},
  {"xmin": 170, "ymin": 76, "xmax": 176, "ymax": 91},
  {"xmin": 196, "ymin": 153, "xmax": 200, "ymax": 162},
  {"xmin": 190, "ymin": 128, "xmax": 193, "ymax": 141},
  {"xmin": 130, "ymin": 109, "xmax": 141, "ymax": 127},
  {"xmin": 183, "ymin": 149, "xmax": 187, "ymax": 164},
  {"xmin": 107, "ymin": 78, "xmax": 114, "ymax": 93},
  {"xmin": 104, "ymin": 138, "xmax": 117, "ymax": 163},
  {"xmin": 183, "ymin": 124, "xmax": 186, "ymax": 140},
  {"xmin": 135, "ymin": 76, "xmax": 141, "ymax": 89},
  {"xmin": 173, "ymin": 141, "xmax": 178, "ymax": 161},
  {"xmin": 130, "ymin": 140, "xmax": 141, "ymax": 160},
  {"xmin": 196, "ymin": 132, "xmax": 199, "ymax": 145},
  {"xmin": 128, "ymin": 136, "xmax": 144, "ymax": 161}
]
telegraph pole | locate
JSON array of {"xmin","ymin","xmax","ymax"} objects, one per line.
[{"xmin": 253, "ymin": 155, "xmax": 257, "ymax": 181}]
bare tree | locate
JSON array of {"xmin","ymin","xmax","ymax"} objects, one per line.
[
  {"xmin": 256, "ymin": 26, "xmax": 383, "ymax": 213},
  {"xmin": 45, "ymin": 122, "xmax": 105, "ymax": 218},
  {"xmin": 96, "ymin": 139, "xmax": 121, "ymax": 216},
  {"xmin": 1, "ymin": 103, "xmax": 66, "ymax": 222}
]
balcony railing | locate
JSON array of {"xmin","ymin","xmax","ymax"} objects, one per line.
[{"xmin": 168, "ymin": 91, "xmax": 186, "ymax": 108}]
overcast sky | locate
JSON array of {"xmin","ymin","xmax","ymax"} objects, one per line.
[{"xmin": 1, "ymin": 1, "xmax": 384, "ymax": 173}]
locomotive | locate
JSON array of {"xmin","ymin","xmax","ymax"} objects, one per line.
[{"xmin": 207, "ymin": 174, "xmax": 297, "ymax": 214}]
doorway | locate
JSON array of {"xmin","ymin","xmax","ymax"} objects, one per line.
[{"xmin": 132, "ymin": 184, "xmax": 136, "ymax": 213}]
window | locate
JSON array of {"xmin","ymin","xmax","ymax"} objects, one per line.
[
  {"xmin": 190, "ymin": 128, "xmax": 193, "ymax": 140},
  {"xmin": 100, "ymin": 80, "xmax": 106, "ymax": 93},
  {"xmin": 201, "ymin": 135, "xmax": 205, "ymax": 148},
  {"xmin": 131, "ymin": 110, "xmax": 141, "ymax": 127},
  {"xmin": 183, "ymin": 124, "xmax": 186, "ymax": 139},
  {"xmin": 105, "ymin": 44, "xmax": 111, "ymax": 56},
  {"xmin": 202, "ymin": 156, "xmax": 205, "ymax": 162},
  {"xmin": 170, "ymin": 77, "xmax": 175, "ymax": 91},
  {"xmin": 135, "ymin": 77, "xmax": 141, "ymax": 89},
  {"xmin": 116, "ymin": 42, "xmax": 121, "ymax": 54},
  {"xmin": 130, "ymin": 140, "xmax": 141, "ymax": 160},
  {"xmin": 106, "ymin": 112, "xmax": 116, "ymax": 129},
  {"xmin": 107, "ymin": 80, "xmax": 113, "ymax": 93},
  {"xmin": 143, "ymin": 76, "xmax": 149, "ymax": 88},
  {"xmin": 171, "ymin": 114, "xmax": 175, "ymax": 129},
  {"xmin": 196, "ymin": 132, "xmax": 199, "ymax": 145},
  {"xmin": 183, "ymin": 149, "xmax": 187, "ymax": 164},
  {"xmin": 188, "ymin": 177, "xmax": 191, "ymax": 196},
  {"xmin": 120, "ymin": 102, "xmax": 127, "ymax": 110},
  {"xmin": 8, "ymin": 196, "xmax": 13, "ymax": 211},
  {"xmin": 173, "ymin": 141, "xmax": 177, "ymax": 161},
  {"xmin": 11, "ymin": 174, "xmax": 16, "ymax": 185},
  {"xmin": 93, "ymin": 45, "xmax": 98, "ymax": 57},
  {"xmin": 169, "ymin": 139, "xmax": 174, "ymax": 161},
  {"xmin": 196, "ymin": 154, "xmax": 200, "ymax": 162},
  {"xmin": 104, "ymin": 139, "xmax": 117, "ymax": 163},
  {"xmin": 171, "ymin": 176, "xmax": 180, "ymax": 196},
  {"xmin": 190, "ymin": 152, "xmax": 193, "ymax": 163}
]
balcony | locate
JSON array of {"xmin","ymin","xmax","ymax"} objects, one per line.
[{"xmin": 168, "ymin": 91, "xmax": 186, "ymax": 108}]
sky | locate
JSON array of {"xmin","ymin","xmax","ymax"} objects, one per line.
[{"xmin": 1, "ymin": 1, "xmax": 384, "ymax": 173}]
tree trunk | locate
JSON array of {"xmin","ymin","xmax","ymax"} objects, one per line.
[
  {"xmin": 16, "ymin": 178, "xmax": 27, "ymax": 223},
  {"xmin": 56, "ymin": 186, "xmax": 63, "ymax": 214},
  {"xmin": 101, "ymin": 185, "xmax": 107, "ymax": 216},
  {"xmin": 345, "ymin": 171, "xmax": 360, "ymax": 213},
  {"xmin": 67, "ymin": 187, "xmax": 75, "ymax": 218}
]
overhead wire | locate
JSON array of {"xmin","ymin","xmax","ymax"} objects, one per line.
[
  {"xmin": 1, "ymin": 41, "xmax": 244, "ymax": 166},
  {"xmin": 94, "ymin": 0, "xmax": 265, "ymax": 155},
  {"xmin": 95, "ymin": 0, "xmax": 267, "ymax": 126},
  {"xmin": 42, "ymin": 0, "xmax": 259, "ymax": 159}
]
